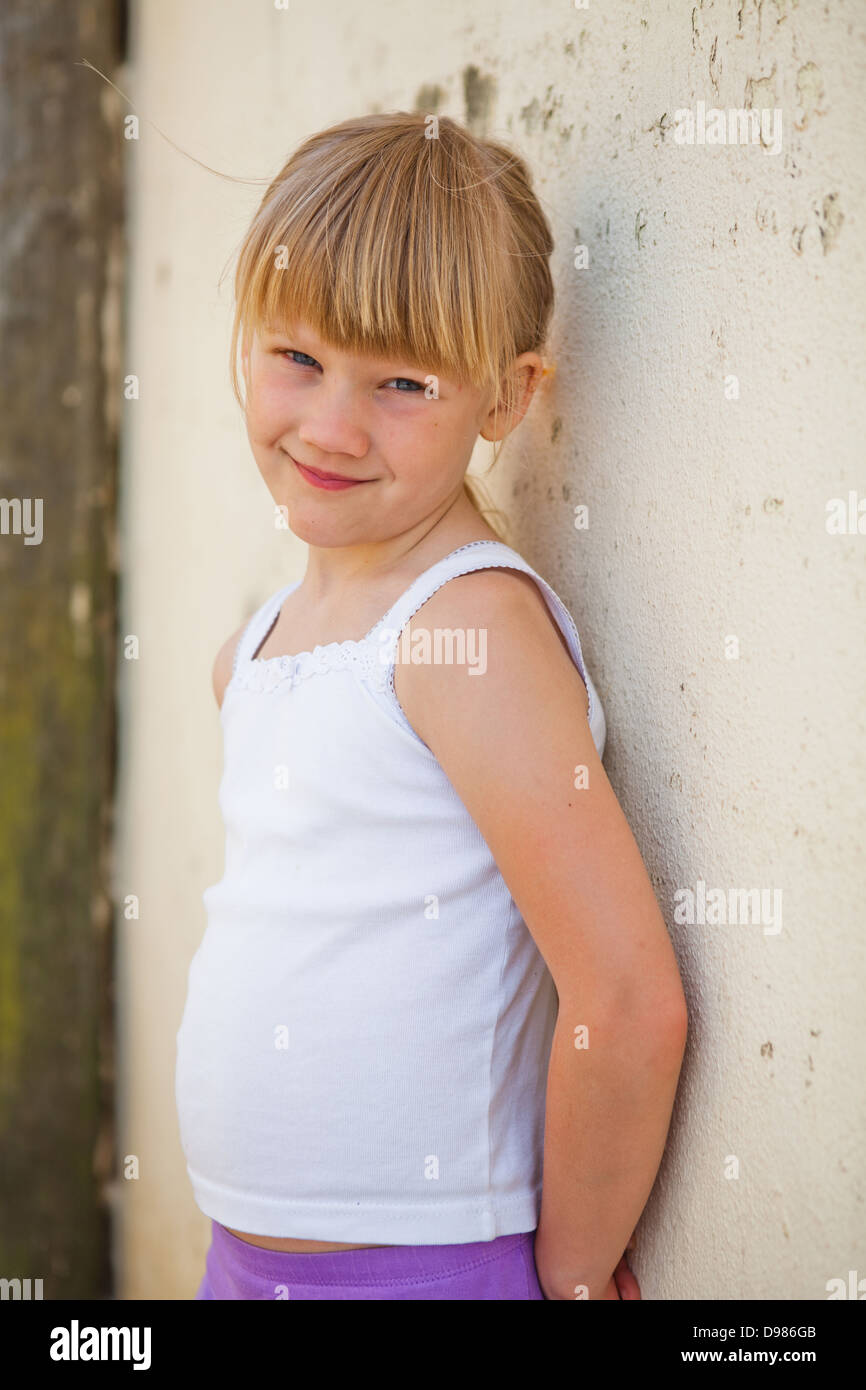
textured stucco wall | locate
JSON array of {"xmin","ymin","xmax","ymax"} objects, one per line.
[{"xmin": 116, "ymin": 0, "xmax": 865, "ymax": 1298}]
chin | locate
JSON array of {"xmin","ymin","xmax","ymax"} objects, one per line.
[{"xmin": 283, "ymin": 509, "xmax": 364, "ymax": 548}]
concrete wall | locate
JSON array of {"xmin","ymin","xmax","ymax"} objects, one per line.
[{"xmin": 116, "ymin": 0, "xmax": 865, "ymax": 1298}]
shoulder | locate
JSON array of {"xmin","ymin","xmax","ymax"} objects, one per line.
[
  {"xmin": 393, "ymin": 563, "xmax": 591, "ymax": 748},
  {"xmin": 412, "ymin": 564, "xmax": 567, "ymax": 646},
  {"xmin": 212, "ymin": 618, "xmax": 249, "ymax": 710}
]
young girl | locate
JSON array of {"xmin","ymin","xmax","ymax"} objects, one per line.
[{"xmin": 175, "ymin": 112, "xmax": 688, "ymax": 1301}]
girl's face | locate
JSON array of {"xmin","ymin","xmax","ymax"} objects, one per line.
[{"xmin": 242, "ymin": 320, "xmax": 502, "ymax": 548}]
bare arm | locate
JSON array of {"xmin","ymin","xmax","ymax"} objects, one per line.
[{"xmin": 394, "ymin": 568, "xmax": 688, "ymax": 1300}]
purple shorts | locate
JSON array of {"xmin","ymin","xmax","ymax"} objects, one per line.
[{"xmin": 195, "ymin": 1220, "xmax": 545, "ymax": 1300}]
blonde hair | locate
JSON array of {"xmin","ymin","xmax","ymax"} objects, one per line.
[{"xmin": 228, "ymin": 112, "xmax": 555, "ymax": 543}]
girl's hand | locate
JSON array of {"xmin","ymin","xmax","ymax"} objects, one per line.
[
  {"xmin": 592, "ymin": 1257, "xmax": 641, "ymax": 1299},
  {"xmin": 611, "ymin": 1248, "xmax": 641, "ymax": 1299},
  {"xmin": 538, "ymin": 1232, "xmax": 642, "ymax": 1300},
  {"xmin": 609, "ymin": 1230, "xmax": 641, "ymax": 1299}
]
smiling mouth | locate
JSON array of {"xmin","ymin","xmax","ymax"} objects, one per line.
[
  {"xmin": 286, "ymin": 452, "xmax": 372, "ymax": 488},
  {"xmin": 297, "ymin": 461, "xmax": 364, "ymax": 482}
]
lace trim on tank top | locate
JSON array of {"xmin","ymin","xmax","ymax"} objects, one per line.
[
  {"xmin": 230, "ymin": 635, "xmax": 394, "ymax": 694},
  {"xmin": 228, "ymin": 540, "xmax": 498, "ymax": 696}
]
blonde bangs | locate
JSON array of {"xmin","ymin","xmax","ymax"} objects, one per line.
[{"xmin": 231, "ymin": 114, "xmax": 550, "ymax": 402}]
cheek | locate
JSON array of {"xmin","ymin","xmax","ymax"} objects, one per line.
[
  {"xmin": 246, "ymin": 379, "xmax": 289, "ymax": 436},
  {"xmin": 395, "ymin": 454, "xmax": 452, "ymax": 499}
]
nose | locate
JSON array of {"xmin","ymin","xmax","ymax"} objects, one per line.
[{"xmin": 296, "ymin": 383, "xmax": 370, "ymax": 460}]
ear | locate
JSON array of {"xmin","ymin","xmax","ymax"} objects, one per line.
[{"xmin": 478, "ymin": 352, "xmax": 545, "ymax": 443}]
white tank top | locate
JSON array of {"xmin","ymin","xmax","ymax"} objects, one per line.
[{"xmin": 175, "ymin": 540, "xmax": 606, "ymax": 1243}]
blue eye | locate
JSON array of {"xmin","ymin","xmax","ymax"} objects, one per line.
[
  {"xmin": 385, "ymin": 377, "xmax": 424, "ymax": 392},
  {"xmin": 281, "ymin": 350, "xmax": 318, "ymax": 368}
]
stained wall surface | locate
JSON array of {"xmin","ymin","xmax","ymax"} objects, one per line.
[{"xmin": 116, "ymin": 0, "xmax": 865, "ymax": 1298}]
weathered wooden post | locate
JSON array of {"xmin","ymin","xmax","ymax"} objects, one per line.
[{"xmin": 0, "ymin": 0, "xmax": 124, "ymax": 1298}]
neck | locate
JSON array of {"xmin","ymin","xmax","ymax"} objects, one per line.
[{"xmin": 298, "ymin": 485, "xmax": 489, "ymax": 601}]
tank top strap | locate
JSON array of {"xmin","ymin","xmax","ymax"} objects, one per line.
[
  {"xmin": 369, "ymin": 541, "xmax": 529, "ymax": 641},
  {"xmin": 367, "ymin": 539, "xmax": 606, "ymax": 754},
  {"xmin": 232, "ymin": 579, "xmax": 302, "ymax": 676}
]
